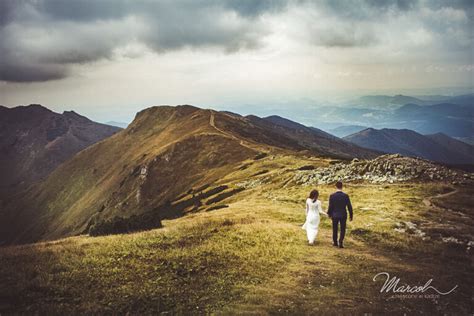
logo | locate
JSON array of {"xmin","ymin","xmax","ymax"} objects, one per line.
[{"xmin": 373, "ymin": 272, "xmax": 458, "ymax": 299}]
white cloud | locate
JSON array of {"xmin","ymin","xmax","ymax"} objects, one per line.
[{"xmin": 407, "ymin": 28, "xmax": 433, "ymax": 46}]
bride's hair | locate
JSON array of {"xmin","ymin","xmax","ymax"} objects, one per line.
[{"xmin": 309, "ymin": 189, "xmax": 319, "ymax": 202}]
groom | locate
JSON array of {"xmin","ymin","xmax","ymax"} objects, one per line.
[{"xmin": 328, "ymin": 181, "xmax": 353, "ymax": 248}]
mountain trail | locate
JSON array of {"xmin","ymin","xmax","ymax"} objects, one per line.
[
  {"xmin": 208, "ymin": 110, "xmax": 266, "ymax": 152},
  {"xmin": 422, "ymin": 187, "xmax": 458, "ymax": 208}
]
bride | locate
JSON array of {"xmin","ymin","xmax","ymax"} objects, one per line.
[{"xmin": 302, "ymin": 189, "xmax": 326, "ymax": 245}]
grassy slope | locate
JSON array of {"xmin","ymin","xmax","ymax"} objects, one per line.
[
  {"xmin": 2, "ymin": 105, "xmax": 379, "ymax": 245},
  {"xmin": 4, "ymin": 107, "xmax": 259, "ymax": 243},
  {"xmin": 0, "ymin": 155, "xmax": 473, "ymax": 314}
]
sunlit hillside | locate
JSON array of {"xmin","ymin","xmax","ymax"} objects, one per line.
[
  {"xmin": 0, "ymin": 105, "xmax": 377, "ymax": 244},
  {"xmin": 0, "ymin": 154, "xmax": 472, "ymax": 314}
]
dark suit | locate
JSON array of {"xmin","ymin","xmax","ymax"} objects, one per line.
[{"xmin": 328, "ymin": 191, "xmax": 353, "ymax": 245}]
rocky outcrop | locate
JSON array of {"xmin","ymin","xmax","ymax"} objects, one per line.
[{"xmin": 293, "ymin": 154, "xmax": 474, "ymax": 185}]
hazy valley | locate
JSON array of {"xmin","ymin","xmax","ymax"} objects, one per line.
[{"xmin": 315, "ymin": 94, "xmax": 474, "ymax": 139}]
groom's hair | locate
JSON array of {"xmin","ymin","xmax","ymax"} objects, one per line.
[{"xmin": 335, "ymin": 181, "xmax": 343, "ymax": 189}]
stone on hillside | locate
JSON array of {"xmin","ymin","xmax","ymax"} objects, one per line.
[{"xmin": 291, "ymin": 153, "xmax": 473, "ymax": 185}]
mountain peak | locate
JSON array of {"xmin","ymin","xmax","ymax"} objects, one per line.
[
  {"xmin": 135, "ymin": 104, "xmax": 200, "ymax": 118},
  {"xmin": 355, "ymin": 127, "xmax": 376, "ymax": 135},
  {"xmin": 26, "ymin": 103, "xmax": 49, "ymax": 109},
  {"xmin": 0, "ymin": 104, "xmax": 120, "ymax": 199},
  {"xmin": 428, "ymin": 132, "xmax": 449, "ymax": 138},
  {"xmin": 129, "ymin": 105, "xmax": 203, "ymax": 132},
  {"xmin": 62, "ymin": 110, "xmax": 91, "ymax": 122},
  {"xmin": 17, "ymin": 104, "xmax": 53, "ymax": 113},
  {"xmin": 264, "ymin": 115, "xmax": 284, "ymax": 119},
  {"xmin": 0, "ymin": 104, "xmax": 54, "ymax": 122}
]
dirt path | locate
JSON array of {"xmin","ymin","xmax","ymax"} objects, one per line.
[
  {"xmin": 233, "ymin": 184, "xmax": 474, "ymax": 313},
  {"xmin": 223, "ymin": 204, "xmax": 420, "ymax": 314},
  {"xmin": 208, "ymin": 110, "xmax": 266, "ymax": 152},
  {"xmin": 421, "ymin": 186, "xmax": 472, "ymax": 227},
  {"xmin": 422, "ymin": 187, "xmax": 458, "ymax": 208}
]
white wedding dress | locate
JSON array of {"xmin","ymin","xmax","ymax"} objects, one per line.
[{"xmin": 302, "ymin": 198, "xmax": 324, "ymax": 244}]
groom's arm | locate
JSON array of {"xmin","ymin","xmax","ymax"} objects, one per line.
[
  {"xmin": 328, "ymin": 195, "xmax": 334, "ymax": 217},
  {"xmin": 347, "ymin": 195, "xmax": 353, "ymax": 221}
]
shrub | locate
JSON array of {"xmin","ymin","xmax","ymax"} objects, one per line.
[
  {"xmin": 254, "ymin": 153, "xmax": 268, "ymax": 160},
  {"xmin": 89, "ymin": 212, "xmax": 163, "ymax": 236},
  {"xmin": 298, "ymin": 165, "xmax": 315, "ymax": 171}
]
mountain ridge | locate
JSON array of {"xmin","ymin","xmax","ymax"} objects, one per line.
[
  {"xmin": 0, "ymin": 104, "xmax": 379, "ymax": 244},
  {"xmin": 344, "ymin": 128, "xmax": 474, "ymax": 165},
  {"xmin": 0, "ymin": 104, "xmax": 121, "ymax": 200}
]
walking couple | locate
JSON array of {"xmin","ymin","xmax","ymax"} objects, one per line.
[{"xmin": 302, "ymin": 181, "xmax": 353, "ymax": 248}]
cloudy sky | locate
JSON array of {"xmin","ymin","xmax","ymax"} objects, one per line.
[{"xmin": 0, "ymin": 0, "xmax": 473, "ymax": 122}]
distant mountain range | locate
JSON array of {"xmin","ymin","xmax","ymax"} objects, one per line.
[
  {"xmin": 106, "ymin": 121, "xmax": 129, "ymax": 128},
  {"xmin": 349, "ymin": 93, "xmax": 474, "ymax": 109},
  {"xmin": 353, "ymin": 94, "xmax": 430, "ymax": 108},
  {"xmin": 0, "ymin": 104, "xmax": 121, "ymax": 199},
  {"xmin": 253, "ymin": 115, "xmax": 375, "ymax": 159},
  {"xmin": 343, "ymin": 128, "xmax": 474, "ymax": 165},
  {"xmin": 455, "ymin": 136, "xmax": 474, "ymax": 146},
  {"xmin": 328, "ymin": 125, "xmax": 368, "ymax": 138},
  {"xmin": 316, "ymin": 93, "xmax": 474, "ymax": 138},
  {"xmin": 0, "ymin": 104, "xmax": 378, "ymax": 244}
]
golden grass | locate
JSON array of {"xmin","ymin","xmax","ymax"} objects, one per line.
[{"xmin": 0, "ymin": 156, "xmax": 472, "ymax": 314}]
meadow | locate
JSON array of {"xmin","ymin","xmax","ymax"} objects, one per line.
[{"xmin": 0, "ymin": 156, "xmax": 472, "ymax": 314}]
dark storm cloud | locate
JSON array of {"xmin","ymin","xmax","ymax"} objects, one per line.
[
  {"xmin": 0, "ymin": 0, "xmax": 14, "ymax": 26},
  {"xmin": 0, "ymin": 0, "xmax": 286, "ymax": 82},
  {"xmin": 0, "ymin": 58, "xmax": 66, "ymax": 82},
  {"xmin": 364, "ymin": 0, "xmax": 418, "ymax": 11},
  {"xmin": 315, "ymin": 0, "xmax": 419, "ymax": 21},
  {"xmin": 38, "ymin": 0, "xmax": 288, "ymax": 21},
  {"xmin": 223, "ymin": 0, "xmax": 288, "ymax": 18},
  {"xmin": 0, "ymin": 0, "xmax": 472, "ymax": 82}
]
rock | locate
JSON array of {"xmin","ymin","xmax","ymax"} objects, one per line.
[
  {"xmin": 442, "ymin": 236, "xmax": 463, "ymax": 244},
  {"xmin": 291, "ymin": 153, "xmax": 473, "ymax": 185}
]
